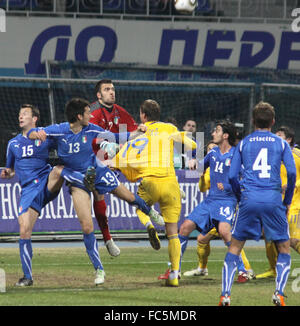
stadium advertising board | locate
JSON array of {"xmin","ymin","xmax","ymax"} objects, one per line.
[
  {"xmin": 0, "ymin": 170, "xmax": 203, "ymax": 234},
  {"xmin": 0, "ymin": 17, "xmax": 298, "ymax": 75}
]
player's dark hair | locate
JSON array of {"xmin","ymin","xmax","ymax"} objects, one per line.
[
  {"xmin": 252, "ymin": 101, "xmax": 275, "ymax": 129},
  {"xmin": 165, "ymin": 116, "xmax": 179, "ymax": 129},
  {"xmin": 205, "ymin": 140, "xmax": 216, "ymax": 155},
  {"xmin": 94, "ymin": 79, "xmax": 113, "ymax": 95},
  {"xmin": 20, "ymin": 104, "xmax": 40, "ymax": 124},
  {"xmin": 276, "ymin": 125, "xmax": 295, "ymax": 147},
  {"xmin": 140, "ymin": 99, "xmax": 160, "ymax": 121},
  {"xmin": 215, "ymin": 120, "xmax": 237, "ymax": 146},
  {"xmin": 65, "ymin": 98, "xmax": 90, "ymax": 123}
]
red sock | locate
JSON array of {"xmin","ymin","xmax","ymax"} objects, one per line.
[{"xmin": 93, "ymin": 199, "xmax": 111, "ymax": 242}]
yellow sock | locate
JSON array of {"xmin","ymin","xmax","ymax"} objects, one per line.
[
  {"xmin": 266, "ymin": 241, "xmax": 278, "ymax": 270},
  {"xmin": 136, "ymin": 209, "xmax": 151, "ymax": 228},
  {"xmin": 168, "ymin": 234, "xmax": 181, "ymax": 272},
  {"xmin": 295, "ymin": 241, "xmax": 300, "ymax": 255},
  {"xmin": 240, "ymin": 249, "xmax": 252, "ymax": 271},
  {"xmin": 197, "ymin": 242, "xmax": 210, "ymax": 269}
]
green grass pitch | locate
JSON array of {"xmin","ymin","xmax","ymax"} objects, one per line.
[{"xmin": 0, "ymin": 243, "xmax": 299, "ymax": 306}]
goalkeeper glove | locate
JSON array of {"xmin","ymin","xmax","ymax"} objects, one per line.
[{"xmin": 99, "ymin": 141, "xmax": 120, "ymax": 158}]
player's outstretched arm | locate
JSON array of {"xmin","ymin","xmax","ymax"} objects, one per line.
[
  {"xmin": 169, "ymin": 131, "xmax": 197, "ymax": 151},
  {"xmin": 27, "ymin": 129, "xmax": 47, "ymax": 142}
]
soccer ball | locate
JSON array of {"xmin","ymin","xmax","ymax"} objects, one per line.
[{"xmin": 174, "ymin": 0, "xmax": 198, "ymax": 14}]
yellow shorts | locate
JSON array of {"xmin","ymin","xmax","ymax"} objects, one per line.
[
  {"xmin": 288, "ymin": 208, "xmax": 300, "ymax": 239},
  {"xmin": 137, "ymin": 176, "xmax": 181, "ymax": 224}
]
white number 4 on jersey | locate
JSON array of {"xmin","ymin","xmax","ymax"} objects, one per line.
[{"xmin": 252, "ymin": 148, "xmax": 271, "ymax": 178}]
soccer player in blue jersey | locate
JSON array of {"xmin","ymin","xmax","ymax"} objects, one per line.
[
  {"xmin": 219, "ymin": 102, "xmax": 296, "ymax": 306},
  {"xmin": 28, "ymin": 98, "xmax": 164, "ymax": 285},
  {"xmin": 173, "ymin": 120, "xmax": 248, "ymax": 279},
  {"xmin": 1, "ymin": 104, "xmax": 64, "ymax": 286}
]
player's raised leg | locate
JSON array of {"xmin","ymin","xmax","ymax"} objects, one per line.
[
  {"xmin": 137, "ymin": 210, "xmax": 161, "ymax": 250},
  {"xmin": 111, "ymin": 183, "xmax": 164, "ymax": 226}
]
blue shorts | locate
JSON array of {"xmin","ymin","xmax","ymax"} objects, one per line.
[
  {"xmin": 187, "ymin": 198, "xmax": 236, "ymax": 235},
  {"xmin": 70, "ymin": 165, "xmax": 120, "ymax": 195},
  {"xmin": 19, "ymin": 172, "xmax": 59, "ymax": 216},
  {"xmin": 232, "ymin": 190, "xmax": 289, "ymax": 242}
]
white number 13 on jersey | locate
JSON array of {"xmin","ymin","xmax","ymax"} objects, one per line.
[{"xmin": 252, "ymin": 148, "xmax": 271, "ymax": 178}]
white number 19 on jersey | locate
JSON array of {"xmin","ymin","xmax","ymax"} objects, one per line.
[{"xmin": 252, "ymin": 148, "xmax": 271, "ymax": 178}]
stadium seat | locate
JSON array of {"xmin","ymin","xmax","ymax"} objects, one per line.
[
  {"xmin": 195, "ymin": 0, "xmax": 216, "ymax": 16},
  {"xmin": 103, "ymin": 0, "xmax": 124, "ymax": 13},
  {"xmin": 80, "ymin": 0, "xmax": 124, "ymax": 13},
  {"xmin": 0, "ymin": 0, "xmax": 30, "ymax": 10},
  {"xmin": 126, "ymin": 0, "xmax": 169, "ymax": 15}
]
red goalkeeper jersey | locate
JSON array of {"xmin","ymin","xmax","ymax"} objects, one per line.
[{"xmin": 89, "ymin": 101, "xmax": 138, "ymax": 156}]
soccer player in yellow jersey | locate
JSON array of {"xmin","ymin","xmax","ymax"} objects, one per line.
[
  {"xmin": 112, "ymin": 99, "xmax": 197, "ymax": 287},
  {"xmin": 257, "ymin": 126, "xmax": 300, "ymax": 279}
]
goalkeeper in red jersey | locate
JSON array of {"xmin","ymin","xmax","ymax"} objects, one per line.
[{"xmin": 89, "ymin": 79, "xmax": 138, "ymax": 257}]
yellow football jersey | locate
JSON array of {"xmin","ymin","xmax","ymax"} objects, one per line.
[
  {"xmin": 112, "ymin": 121, "xmax": 197, "ymax": 181},
  {"xmin": 281, "ymin": 147, "xmax": 300, "ymax": 210},
  {"xmin": 199, "ymin": 167, "xmax": 211, "ymax": 193}
]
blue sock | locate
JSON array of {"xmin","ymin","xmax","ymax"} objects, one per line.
[
  {"xmin": 224, "ymin": 241, "xmax": 246, "ymax": 273},
  {"xmin": 19, "ymin": 239, "xmax": 33, "ymax": 280},
  {"xmin": 222, "ymin": 252, "xmax": 240, "ymax": 296},
  {"xmin": 275, "ymin": 253, "xmax": 291, "ymax": 295},
  {"xmin": 179, "ymin": 234, "xmax": 189, "ymax": 271},
  {"xmin": 61, "ymin": 167, "xmax": 84, "ymax": 185},
  {"xmin": 130, "ymin": 194, "xmax": 150, "ymax": 215},
  {"xmin": 237, "ymin": 256, "xmax": 246, "ymax": 273},
  {"xmin": 83, "ymin": 232, "xmax": 103, "ymax": 271}
]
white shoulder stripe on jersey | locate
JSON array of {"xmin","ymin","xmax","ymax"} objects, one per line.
[
  {"xmin": 46, "ymin": 133, "xmax": 65, "ymax": 136},
  {"xmin": 281, "ymin": 139, "xmax": 285, "ymax": 150},
  {"xmin": 239, "ymin": 140, "xmax": 243, "ymax": 152},
  {"xmin": 6, "ymin": 139, "xmax": 18, "ymax": 156}
]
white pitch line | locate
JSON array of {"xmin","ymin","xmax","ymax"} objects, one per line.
[
  {"xmin": 3, "ymin": 258, "xmax": 300, "ymax": 267},
  {"xmin": 6, "ymin": 286, "xmax": 126, "ymax": 294}
]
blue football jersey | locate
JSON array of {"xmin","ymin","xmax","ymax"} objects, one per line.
[
  {"xmin": 202, "ymin": 146, "xmax": 236, "ymax": 201},
  {"xmin": 42, "ymin": 122, "xmax": 129, "ymax": 173},
  {"xmin": 6, "ymin": 134, "xmax": 55, "ymax": 187},
  {"xmin": 229, "ymin": 130, "xmax": 296, "ymax": 205}
]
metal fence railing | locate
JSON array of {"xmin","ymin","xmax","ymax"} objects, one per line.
[{"xmin": 0, "ymin": 0, "xmax": 296, "ymax": 21}]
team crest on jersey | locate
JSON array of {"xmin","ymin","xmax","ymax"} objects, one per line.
[
  {"xmin": 114, "ymin": 116, "xmax": 119, "ymax": 125},
  {"xmin": 33, "ymin": 179, "xmax": 39, "ymax": 184},
  {"xmin": 82, "ymin": 136, "xmax": 87, "ymax": 143},
  {"xmin": 225, "ymin": 158, "xmax": 231, "ymax": 166},
  {"xmin": 35, "ymin": 139, "xmax": 41, "ymax": 147}
]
